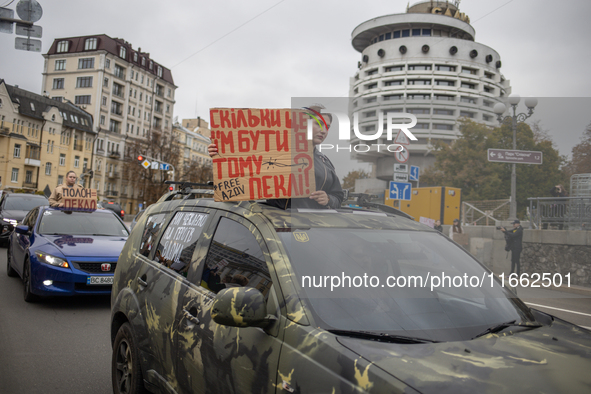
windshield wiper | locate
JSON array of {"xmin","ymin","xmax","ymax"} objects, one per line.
[
  {"xmin": 327, "ymin": 329, "xmax": 438, "ymax": 344},
  {"xmin": 472, "ymin": 320, "xmax": 543, "ymax": 340}
]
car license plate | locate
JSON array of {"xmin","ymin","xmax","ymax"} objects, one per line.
[{"xmin": 87, "ymin": 276, "xmax": 114, "ymax": 285}]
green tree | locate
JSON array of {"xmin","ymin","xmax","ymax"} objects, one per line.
[
  {"xmin": 565, "ymin": 122, "xmax": 591, "ymax": 176},
  {"xmin": 342, "ymin": 169, "xmax": 370, "ymax": 191},
  {"xmin": 422, "ymin": 119, "xmax": 563, "ymax": 218}
]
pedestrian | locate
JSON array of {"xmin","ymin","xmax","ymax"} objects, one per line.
[
  {"xmin": 49, "ymin": 171, "xmax": 84, "ymax": 207},
  {"xmin": 448, "ymin": 218, "xmax": 463, "ymax": 238},
  {"xmin": 501, "ymin": 219, "xmax": 523, "ymax": 276},
  {"xmin": 208, "ymin": 110, "xmax": 344, "ymax": 209},
  {"xmin": 434, "ymin": 220, "xmax": 443, "ymax": 233}
]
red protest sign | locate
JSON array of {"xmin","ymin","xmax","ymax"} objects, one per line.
[{"xmin": 209, "ymin": 108, "xmax": 316, "ymax": 202}]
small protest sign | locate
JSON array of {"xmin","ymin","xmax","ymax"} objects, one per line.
[
  {"xmin": 209, "ymin": 108, "xmax": 316, "ymax": 202},
  {"xmin": 62, "ymin": 188, "xmax": 97, "ymax": 211}
]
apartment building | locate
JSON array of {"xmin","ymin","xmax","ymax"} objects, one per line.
[
  {"xmin": 42, "ymin": 34, "xmax": 177, "ymax": 211},
  {"xmin": 173, "ymin": 118, "xmax": 212, "ymax": 181},
  {"xmin": 0, "ymin": 79, "xmax": 95, "ymax": 193}
]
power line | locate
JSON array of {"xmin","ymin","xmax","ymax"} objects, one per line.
[{"xmin": 171, "ymin": 0, "xmax": 289, "ymax": 69}]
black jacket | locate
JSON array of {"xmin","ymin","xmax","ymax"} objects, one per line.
[
  {"xmin": 266, "ymin": 149, "xmax": 344, "ymax": 210},
  {"xmin": 505, "ymin": 225, "xmax": 523, "ymax": 252}
]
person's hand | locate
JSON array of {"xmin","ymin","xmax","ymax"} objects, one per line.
[
  {"xmin": 58, "ymin": 202, "xmax": 64, "ymax": 207},
  {"xmin": 309, "ymin": 191, "xmax": 329, "ymax": 206},
  {"xmin": 208, "ymin": 143, "xmax": 218, "ymax": 157},
  {"xmin": 500, "ymin": 228, "xmax": 506, "ymax": 232}
]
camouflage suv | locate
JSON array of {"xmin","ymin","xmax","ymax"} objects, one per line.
[{"xmin": 111, "ymin": 189, "xmax": 591, "ymax": 394}]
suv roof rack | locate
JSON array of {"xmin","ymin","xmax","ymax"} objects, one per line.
[
  {"xmin": 159, "ymin": 181, "xmax": 215, "ymax": 202},
  {"xmin": 343, "ymin": 192, "xmax": 414, "ymax": 220}
]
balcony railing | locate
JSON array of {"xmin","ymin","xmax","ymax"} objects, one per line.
[
  {"xmin": 73, "ymin": 142, "xmax": 83, "ymax": 151},
  {"xmin": 528, "ymin": 197, "xmax": 591, "ymax": 230},
  {"xmin": 108, "ymin": 151, "xmax": 121, "ymax": 159},
  {"xmin": 106, "ymin": 190, "xmax": 118, "ymax": 196},
  {"xmin": 23, "ymin": 181, "xmax": 38, "ymax": 188},
  {"xmin": 108, "ymin": 172, "xmax": 120, "ymax": 178}
]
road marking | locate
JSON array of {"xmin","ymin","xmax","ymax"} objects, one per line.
[{"xmin": 526, "ymin": 302, "xmax": 591, "ymax": 318}]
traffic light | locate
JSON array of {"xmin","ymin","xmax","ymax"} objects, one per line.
[
  {"xmin": 168, "ymin": 186, "xmax": 174, "ymax": 192},
  {"xmin": 137, "ymin": 155, "xmax": 144, "ymax": 162}
]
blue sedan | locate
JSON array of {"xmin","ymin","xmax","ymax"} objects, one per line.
[{"xmin": 6, "ymin": 206, "xmax": 129, "ymax": 302}]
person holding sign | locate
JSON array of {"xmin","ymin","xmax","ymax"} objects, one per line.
[
  {"xmin": 207, "ymin": 112, "xmax": 344, "ymax": 209},
  {"xmin": 49, "ymin": 171, "xmax": 84, "ymax": 207}
]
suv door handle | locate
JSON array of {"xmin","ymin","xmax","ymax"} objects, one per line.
[
  {"xmin": 183, "ymin": 308, "xmax": 200, "ymax": 325},
  {"xmin": 137, "ymin": 276, "xmax": 148, "ymax": 288}
]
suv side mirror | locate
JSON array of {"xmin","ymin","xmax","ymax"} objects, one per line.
[
  {"xmin": 15, "ymin": 224, "xmax": 30, "ymax": 235},
  {"xmin": 211, "ymin": 287, "xmax": 276, "ymax": 328}
]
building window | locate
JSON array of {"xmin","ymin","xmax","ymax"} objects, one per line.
[
  {"xmin": 364, "ymin": 110, "xmax": 376, "ymax": 118},
  {"xmin": 55, "ymin": 60, "xmax": 66, "ymax": 70},
  {"xmin": 57, "ymin": 40, "xmax": 69, "ymax": 53},
  {"xmin": 407, "ymin": 108, "xmax": 430, "ymax": 114},
  {"xmin": 114, "ymin": 64, "xmax": 125, "ymax": 79},
  {"xmin": 105, "ymin": 59, "xmax": 110, "ymax": 69},
  {"xmin": 484, "ymin": 72, "xmax": 495, "ymax": 80},
  {"xmin": 109, "ymin": 120, "xmax": 121, "ymax": 133},
  {"xmin": 111, "ymin": 101, "xmax": 123, "ymax": 115},
  {"xmin": 434, "ymin": 124, "xmax": 454, "ymax": 130},
  {"xmin": 76, "ymin": 76, "xmax": 93, "ymax": 88},
  {"xmin": 59, "ymin": 153, "xmax": 66, "ymax": 166},
  {"xmin": 78, "ymin": 57, "xmax": 95, "ymax": 69},
  {"xmin": 75, "ymin": 95, "xmax": 91, "ymax": 105},
  {"xmin": 100, "ymin": 115, "xmax": 105, "ymax": 125},
  {"xmin": 102, "ymin": 96, "xmax": 107, "ymax": 106},
  {"xmin": 407, "ymin": 94, "xmax": 430, "ymax": 100},
  {"xmin": 434, "ymin": 109, "xmax": 454, "ymax": 116},
  {"xmin": 149, "ymin": 60, "xmax": 153, "ymax": 69},
  {"xmin": 74, "ymin": 156, "xmax": 80, "ymax": 168},
  {"xmin": 58, "ymin": 175, "xmax": 63, "ymax": 185},
  {"xmin": 461, "ymin": 82, "xmax": 476, "ymax": 89},
  {"xmin": 483, "ymin": 100, "xmax": 493, "ymax": 108},
  {"xmin": 435, "ymin": 80, "xmax": 455, "ymax": 86},
  {"xmin": 119, "ymin": 46, "xmax": 126, "ymax": 58},
  {"xmin": 84, "ymin": 38, "xmax": 97, "ymax": 50},
  {"xmin": 401, "ymin": 29, "xmax": 410, "ymax": 37},
  {"xmin": 365, "ymin": 83, "xmax": 378, "ymax": 90},
  {"xmin": 408, "ymin": 64, "xmax": 432, "ymax": 71},
  {"xmin": 460, "ymin": 111, "xmax": 475, "ymax": 118},
  {"xmin": 53, "ymin": 78, "xmax": 64, "ymax": 89},
  {"xmin": 141, "ymin": 57, "xmax": 145, "ymax": 66},
  {"xmin": 45, "ymin": 162, "xmax": 52, "ymax": 175},
  {"xmin": 408, "ymin": 79, "xmax": 431, "ymax": 85},
  {"xmin": 462, "ymin": 67, "xmax": 478, "ymax": 75},
  {"xmin": 384, "ymin": 65, "xmax": 404, "ymax": 72},
  {"xmin": 157, "ymin": 66, "xmax": 163, "ymax": 78},
  {"xmin": 422, "ymin": 29, "xmax": 431, "ymax": 36},
  {"xmin": 460, "ymin": 96, "xmax": 477, "ymax": 104},
  {"xmin": 364, "ymin": 97, "xmax": 377, "ymax": 104},
  {"xmin": 13, "ymin": 144, "xmax": 21, "ymax": 158},
  {"xmin": 484, "ymin": 86, "xmax": 494, "ymax": 94},
  {"xmin": 384, "ymin": 80, "xmax": 403, "ymax": 86},
  {"xmin": 112, "ymin": 82, "xmax": 124, "ymax": 98},
  {"xmin": 366, "ymin": 69, "xmax": 378, "ymax": 76},
  {"xmin": 435, "ymin": 95, "xmax": 455, "ymax": 101},
  {"xmin": 483, "ymin": 114, "xmax": 492, "ymax": 121},
  {"xmin": 383, "ymin": 94, "xmax": 403, "ymax": 101},
  {"xmin": 414, "ymin": 123, "xmax": 430, "ymax": 129},
  {"xmin": 436, "ymin": 65, "xmax": 456, "ymax": 72}
]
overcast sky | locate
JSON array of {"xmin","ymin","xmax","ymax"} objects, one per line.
[{"xmin": 1, "ymin": 0, "xmax": 590, "ymax": 177}]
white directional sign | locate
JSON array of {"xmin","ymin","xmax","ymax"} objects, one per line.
[
  {"xmin": 141, "ymin": 160, "xmax": 150, "ymax": 169},
  {"xmin": 395, "ymin": 148, "xmax": 409, "ymax": 163},
  {"xmin": 394, "ymin": 164, "xmax": 408, "ymax": 173},
  {"xmin": 488, "ymin": 149, "xmax": 543, "ymax": 164},
  {"xmin": 394, "ymin": 173, "xmax": 409, "ymax": 182},
  {"xmin": 409, "ymin": 165, "xmax": 420, "ymax": 181},
  {"xmin": 389, "ymin": 181, "xmax": 412, "ymax": 201},
  {"xmin": 150, "ymin": 161, "xmax": 159, "ymax": 170}
]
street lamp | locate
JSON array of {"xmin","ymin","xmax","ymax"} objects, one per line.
[{"xmin": 493, "ymin": 95, "xmax": 538, "ymax": 220}]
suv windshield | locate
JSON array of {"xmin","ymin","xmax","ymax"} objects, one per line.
[
  {"xmin": 5, "ymin": 196, "xmax": 48, "ymax": 211},
  {"xmin": 279, "ymin": 228, "xmax": 532, "ymax": 342},
  {"xmin": 38, "ymin": 210, "xmax": 129, "ymax": 236}
]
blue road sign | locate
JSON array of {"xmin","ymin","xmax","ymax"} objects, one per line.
[
  {"xmin": 410, "ymin": 165, "xmax": 420, "ymax": 181},
  {"xmin": 389, "ymin": 181, "xmax": 412, "ymax": 201},
  {"xmin": 159, "ymin": 163, "xmax": 170, "ymax": 170}
]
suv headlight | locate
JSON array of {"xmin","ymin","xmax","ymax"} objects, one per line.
[
  {"xmin": 2, "ymin": 218, "xmax": 17, "ymax": 226},
  {"xmin": 35, "ymin": 252, "xmax": 69, "ymax": 268}
]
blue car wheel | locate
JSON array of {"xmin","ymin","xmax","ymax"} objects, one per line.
[
  {"xmin": 23, "ymin": 258, "xmax": 39, "ymax": 303},
  {"xmin": 6, "ymin": 243, "xmax": 17, "ymax": 278}
]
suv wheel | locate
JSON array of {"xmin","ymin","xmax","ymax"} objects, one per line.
[
  {"xmin": 7, "ymin": 243, "xmax": 17, "ymax": 277},
  {"xmin": 112, "ymin": 323, "xmax": 147, "ymax": 394},
  {"xmin": 23, "ymin": 258, "xmax": 39, "ymax": 302}
]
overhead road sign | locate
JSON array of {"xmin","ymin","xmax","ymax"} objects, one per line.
[
  {"xmin": 389, "ymin": 181, "xmax": 412, "ymax": 201},
  {"xmin": 487, "ymin": 149, "xmax": 543, "ymax": 165}
]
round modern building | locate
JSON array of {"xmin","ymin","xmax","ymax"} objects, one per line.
[{"xmin": 349, "ymin": 1, "xmax": 511, "ymax": 181}]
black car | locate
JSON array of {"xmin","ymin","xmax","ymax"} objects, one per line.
[
  {"xmin": 0, "ymin": 192, "xmax": 49, "ymax": 246},
  {"xmin": 99, "ymin": 201, "xmax": 125, "ymax": 220},
  {"xmin": 110, "ymin": 188, "xmax": 591, "ymax": 394}
]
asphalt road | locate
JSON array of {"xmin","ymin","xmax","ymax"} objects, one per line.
[
  {"xmin": 0, "ymin": 243, "xmax": 589, "ymax": 394},
  {"xmin": 0, "ymin": 247, "xmax": 112, "ymax": 394}
]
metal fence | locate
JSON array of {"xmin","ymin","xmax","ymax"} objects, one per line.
[{"xmin": 528, "ymin": 197, "xmax": 591, "ymax": 230}]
